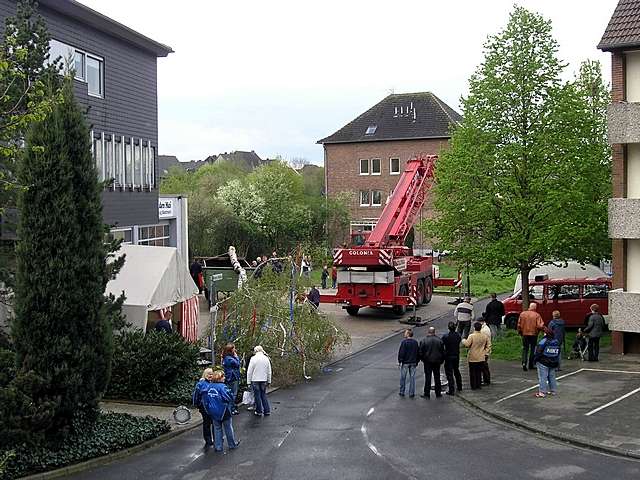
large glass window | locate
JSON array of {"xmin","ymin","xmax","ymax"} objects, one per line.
[
  {"xmin": 134, "ymin": 142, "xmax": 142, "ymax": 187},
  {"xmin": 371, "ymin": 190, "xmax": 382, "ymax": 206},
  {"xmin": 86, "ymin": 56, "xmax": 103, "ymax": 97},
  {"xmin": 93, "ymin": 137, "xmax": 103, "ymax": 181},
  {"xmin": 371, "ymin": 158, "xmax": 381, "ymax": 175},
  {"xmin": 359, "ymin": 190, "xmax": 370, "ymax": 206},
  {"xmin": 114, "ymin": 137, "xmax": 122, "ymax": 185},
  {"xmin": 105, "ymin": 136, "xmax": 114, "ymax": 183},
  {"xmin": 74, "ymin": 51, "xmax": 85, "ymax": 80},
  {"xmin": 125, "ymin": 141, "xmax": 133, "ymax": 186},
  {"xmin": 137, "ymin": 224, "xmax": 170, "ymax": 246},
  {"xmin": 359, "ymin": 159, "xmax": 369, "ymax": 175}
]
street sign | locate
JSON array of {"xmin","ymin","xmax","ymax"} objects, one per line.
[{"xmin": 212, "ymin": 273, "xmax": 223, "ymax": 281}]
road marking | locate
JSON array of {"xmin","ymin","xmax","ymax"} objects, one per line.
[
  {"xmin": 582, "ymin": 368, "xmax": 640, "ymax": 375},
  {"xmin": 367, "ymin": 407, "xmax": 375, "ymax": 417},
  {"xmin": 360, "ymin": 424, "xmax": 381, "ymax": 457},
  {"xmin": 495, "ymin": 369, "xmax": 584, "ymax": 404},
  {"xmin": 276, "ymin": 428, "xmax": 293, "ymax": 448},
  {"xmin": 585, "ymin": 386, "xmax": 640, "ymax": 416}
]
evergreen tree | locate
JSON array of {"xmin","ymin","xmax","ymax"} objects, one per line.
[{"xmin": 12, "ymin": 79, "xmax": 113, "ymax": 435}]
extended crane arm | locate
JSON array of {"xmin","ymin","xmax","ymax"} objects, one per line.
[{"xmin": 364, "ymin": 154, "xmax": 436, "ymax": 248}]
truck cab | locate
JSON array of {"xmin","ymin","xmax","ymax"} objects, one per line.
[{"xmin": 502, "ymin": 276, "xmax": 611, "ymax": 329}]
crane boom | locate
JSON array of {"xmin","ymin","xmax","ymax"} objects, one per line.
[{"xmin": 365, "ymin": 154, "xmax": 436, "ymax": 248}]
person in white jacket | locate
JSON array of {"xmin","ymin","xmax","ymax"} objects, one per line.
[{"xmin": 247, "ymin": 345, "xmax": 272, "ymax": 416}]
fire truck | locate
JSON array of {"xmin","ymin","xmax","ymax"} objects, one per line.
[{"xmin": 320, "ymin": 154, "xmax": 460, "ymax": 316}]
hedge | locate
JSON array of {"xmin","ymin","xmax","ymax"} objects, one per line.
[
  {"xmin": 106, "ymin": 330, "xmax": 200, "ymax": 404},
  {"xmin": 0, "ymin": 412, "xmax": 170, "ymax": 479}
]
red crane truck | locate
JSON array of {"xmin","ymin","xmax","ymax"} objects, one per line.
[{"xmin": 320, "ymin": 154, "xmax": 460, "ymax": 316}]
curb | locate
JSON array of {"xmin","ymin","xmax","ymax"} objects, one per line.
[
  {"xmin": 454, "ymin": 393, "xmax": 640, "ymax": 461},
  {"xmin": 19, "ymin": 419, "xmax": 203, "ymax": 480}
]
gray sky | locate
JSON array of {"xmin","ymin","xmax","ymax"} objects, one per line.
[{"xmin": 79, "ymin": 0, "xmax": 617, "ymax": 165}]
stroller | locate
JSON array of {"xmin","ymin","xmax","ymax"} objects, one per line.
[{"xmin": 568, "ymin": 329, "xmax": 588, "ymax": 360}]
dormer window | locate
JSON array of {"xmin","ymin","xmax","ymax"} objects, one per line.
[{"xmin": 365, "ymin": 125, "xmax": 377, "ymax": 135}]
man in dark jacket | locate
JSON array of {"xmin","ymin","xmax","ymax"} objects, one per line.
[
  {"xmin": 484, "ymin": 293, "xmax": 505, "ymax": 338},
  {"xmin": 442, "ymin": 321, "xmax": 463, "ymax": 395},
  {"xmin": 548, "ymin": 310, "xmax": 566, "ymax": 369},
  {"xmin": 307, "ymin": 286, "xmax": 320, "ymax": 309},
  {"xmin": 584, "ymin": 304, "xmax": 606, "ymax": 361},
  {"xmin": 397, "ymin": 329, "xmax": 419, "ymax": 397},
  {"xmin": 419, "ymin": 327, "xmax": 445, "ymax": 398}
]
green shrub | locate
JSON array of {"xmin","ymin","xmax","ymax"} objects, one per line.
[
  {"xmin": 0, "ymin": 412, "xmax": 170, "ymax": 479},
  {"xmin": 106, "ymin": 330, "xmax": 200, "ymax": 403}
]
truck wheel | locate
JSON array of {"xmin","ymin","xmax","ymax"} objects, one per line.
[
  {"xmin": 505, "ymin": 314, "xmax": 518, "ymax": 330},
  {"xmin": 346, "ymin": 306, "xmax": 360, "ymax": 316},
  {"xmin": 416, "ymin": 280, "xmax": 425, "ymax": 306},
  {"xmin": 393, "ymin": 285, "xmax": 408, "ymax": 315},
  {"xmin": 423, "ymin": 278, "xmax": 433, "ymax": 305}
]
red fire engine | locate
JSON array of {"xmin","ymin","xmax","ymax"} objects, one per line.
[{"xmin": 320, "ymin": 154, "xmax": 460, "ymax": 316}]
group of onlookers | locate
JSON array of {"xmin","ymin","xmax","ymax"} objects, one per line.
[
  {"xmin": 517, "ymin": 301, "xmax": 606, "ymax": 398},
  {"xmin": 192, "ymin": 343, "xmax": 273, "ymax": 451},
  {"xmin": 398, "ymin": 294, "xmax": 502, "ymax": 397}
]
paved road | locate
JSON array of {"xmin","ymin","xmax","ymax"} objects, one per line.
[{"xmin": 70, "ymin": 303, "xmax": 640, "ymax": 480}]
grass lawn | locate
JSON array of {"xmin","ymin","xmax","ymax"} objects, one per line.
[
  {"xmin": 488, "ymin": 329, "xmax": 612, "ymax": 361},
  {"xmin": 436, "ymin": 262, "xmax": 516, "ymax": 297}
]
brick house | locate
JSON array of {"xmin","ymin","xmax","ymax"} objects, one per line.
[
  {"xmin": 599, "ymin": 0, "xmax": 640, "ymax": 353},
  {"xmin": 317, "ymin": 92, "xmax": 461, "ymax": 248}
]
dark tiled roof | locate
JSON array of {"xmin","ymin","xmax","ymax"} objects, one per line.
[
  {"xmin": 215, "ymin": 151, "xmax": 265, "ymax": 169},
  {"xmin": 598, "ymin": 0, "xmax": 640, "ymax": 51},
  {"xmin": 317, "ymin": 92, "xmax": 461, "ymax": 145},
  {"xmin": 157, "ymin": 155, "xmax": 180, "ymax": 177}
]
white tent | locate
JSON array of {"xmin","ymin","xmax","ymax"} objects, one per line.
[
  {"xmin": 106, "ymin": 245, "xmax": 199, "ymax": 331},
  {"xmin": 513, "ymin": 261, "xmax": 608, "ymax": 294}
]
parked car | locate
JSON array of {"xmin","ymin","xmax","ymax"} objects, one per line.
[{"xmin": 502, "ymin": 276, "xmax": 611, "ymax": 329}]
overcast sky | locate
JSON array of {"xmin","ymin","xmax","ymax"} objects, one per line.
[{"xmin": 79, "ymin": 0, "xmax": 617, "ymax": 165}]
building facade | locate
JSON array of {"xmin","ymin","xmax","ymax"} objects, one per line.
[
  {"xmin": 599, "ymin": 0, "xmax": 640, "ymax": 353},
  {"xmin": 0, "ymin": 0, "xmax": 173, "ymax": 245},
  {"xmin": 318, "ymin": 92, "xmax": 461, "ymax": 247}
]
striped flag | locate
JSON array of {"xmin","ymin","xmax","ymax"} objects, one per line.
[{"xmin": 179, "ymin": 295, "xmax": 199, "ymax": 343}]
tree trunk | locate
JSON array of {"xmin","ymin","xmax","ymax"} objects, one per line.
[{"xmin": 521, "ymin": 265, "xmax": 531, "ymax": 311}]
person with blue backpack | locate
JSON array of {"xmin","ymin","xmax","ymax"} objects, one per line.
[
  {"xmin": 533, "ymin": 328, "xmax": 561, "ymax": 398},
  {"xmin": 192, "ymin": 368, "xmax": 215, "ymax": 446}
]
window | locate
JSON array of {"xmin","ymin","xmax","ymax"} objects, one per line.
[
  {"xmin": 371, "ymin": 190, "xmax": 382, "ymax": 206},
  {"xmin": 522, "ymin": 285, "xmax": 543, "ymax": 301},
  {"xmin": 371, "ymin": 158, "xmax": 381, "ymax": 175},
  {"xmin": 134, "ymin": 141, "xmax": 142, "ymax": 187},
  {"xmin": 49, "ymin": 39, "xmax": 103, "ymax": 96},
  {"xmin": 91, "ymin": 134, "xmax": 155, "ymax": 189},
  {"xmin": 359, "ymin": 190, "xmax": 370, "ymax": 206},
  {"xmin": 114, "ymin": 137, "xmax": 123, "ymax": 186},
  {"xmin": 86, "ymin": 55, "xmax": 103, "ymax": 97},
  {"xmin": 583, "ymin": 283, "xmax": 609, "ymax": 299},
  {"xmin": 109, "ymin": 228, "xmax": 133, "ymax": 244},
  {"xmin": 390, "ymin": 157, "xmax": 400, "ymax": 175},
  {"xmin": 125, "ymin": 141, "xmax": 133, "ymax": 186},
  {"xmin": 365, "ymin": 125, "xmax": 377, "ymax": 135},
  {"xmin": 359, "ymin": 159, "xmax": 369, "ymax": 175},
  {"xmin": 93, "ymin": 137, "xmax": 103, "ymax": 181},
  {"xmin": 138, "ymin": 224, "xmax": 170, "ymax": 246}
]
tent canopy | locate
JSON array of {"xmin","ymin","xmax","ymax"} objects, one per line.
[{"xmin": 106, "ymin": 245, "xmax": 198, "ymax": 331}]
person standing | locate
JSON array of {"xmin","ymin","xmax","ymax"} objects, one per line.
[
  {"xmin": 247, "ymin": 345, "xmax": 272, "ymax": 416},
  {"xmin": 480, "ymin": 316, "xmax": 493, "ymax": 385},
  {"xmin": 517, "ymin": 303, "xmax": 544, "ymax": 371},
  {"xmin": 454, "ymin": 296, "xmax": 474, "ymax": 339},
  {"xmin": 190, "ymin": 259, "xmax": 203, "ymax": 294},
  {"xmin": 584, "ymin": 304, "xmax": 605, "ymax": 362},
  {"xmin": 397, "ymin": 329, "xmax": 419, "ymax": 397},
  {"xmin": 192, "ymin": 368, "xmax": 215, "ymax": 447},
  {"xmin": 301, "ymin": 255, "xmax": 311, "ymax": 279},
  {"xmin": 203, "ymin": 370, "xmax": 240, "ymax": 451},
  {"xmin": 462, "ymin": 322, "xmax": 490, "ymax": 390},
  {"xmin": 331, "ymin": 265, "xmax": 338, "ymax": 289},
  {"xmin": 442, "ymin": 322, "xmax": 463, "ymax": 395},
  {"xmin": 307, "ymin": 285, "xmax": 321, "ymax": 309},
  {"xmin": 321, "ymin": 265, "xmax": 329, "ymax": 289},
  {"xmin": 548, "ymin": 310, "xmax": 566, "ymax": 370},
  {"xmin": 419, "ymin": 327, "xmax": 445, "ymax": 398},
  {"xmin": 222, "ymin": 343, "xmax": 241, "ymax": 415},
  {"xmin": 484, "ymin": 293, "xmax": 505, "ymax": 338},
  {"xmin": 533, "ymin": 328, "xmax": 560, "ymax": 398}
]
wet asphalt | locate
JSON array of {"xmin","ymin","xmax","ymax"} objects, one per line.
[{"xmin": 66, "ymin": 300, "xmax": 640, "ymax": 480}]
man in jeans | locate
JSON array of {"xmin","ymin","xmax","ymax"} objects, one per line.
[
  {"xmin": 517, "ymin": 303, "xmax": 544, "ymax": 371},
  {"xmin": 397, "ymin": 329, "xmax": 419, "ymax": 397},
  {"xmin": 454, "ymin": 297, "xmax": 474, "ymax": 339}
]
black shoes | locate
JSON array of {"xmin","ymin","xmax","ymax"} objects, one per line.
[{"xmin": 522, "ymin": 364, "xmax": 528, "ymax": 371}]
